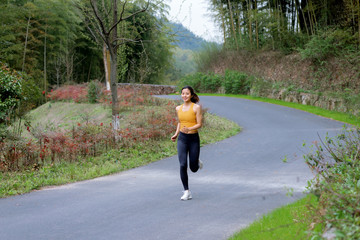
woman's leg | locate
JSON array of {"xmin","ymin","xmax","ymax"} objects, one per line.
[
  {"xmin": 177, "ymin": 134, "xmax": 189, "ymax": 190},
  {"xmin": 189, "ymin": 134, "xmax": 200, "ymax": 173}
]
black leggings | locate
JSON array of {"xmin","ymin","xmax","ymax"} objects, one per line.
[{"xmin": 177, "ymin": 132, "xmax": 200, "ymax": 190}]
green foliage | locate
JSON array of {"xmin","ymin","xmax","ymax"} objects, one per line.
[
  {"xmin": 19, "ymin": 73, "xmax": 42, "ymax": 114},
  {"xmin": 298, "ymin": 32, "xmax": 337, "ymax": 63},
  {"xmin": 87, "ymin": 80, "xmax": 101, "ymax": 103},
  {"xmin": 209, "ymin": 0, "xmax": 360, "ymax": 54},
  {"xmin": 298, "ymin": 28, "xmax": 357, "ymax": 64},
  {"xmin": 113, "ymin": 3, "xmax": 174, "ymax": 84},
  {"xmin": 200, "ymin": 73, "xmax": 222, "ymax": 93},
  {"xmin": 249, "ymin": 76, "xmax": 273, "ymax": 97},
  {"xmin": 178, "ymin": 70, "xmax": 252, "ymax": 95},
  {"xmin": 0, "ymin": 62, "xmax": 22, "ymax": 123},
  {"xmin": 304, "ymin": 127, "xmax": 360, "ymax": 239},
  {"xmin": 0, "ymin": 0, "xmax": 174, "ymax": 98},
  {"xmin": 178, "ymin": 72, "xmax": 222, "ymax": 93},
  {"xmin": 224, "ymin": 70, "xmax": 250, "ymax": 94}
]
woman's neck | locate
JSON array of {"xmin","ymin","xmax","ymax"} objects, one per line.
[{"xmin": 183, "ymin": 101, "xmax": 192, "ymax": 106}]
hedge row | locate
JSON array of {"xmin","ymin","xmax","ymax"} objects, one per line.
[{"xmin": 178, "ymin": 70, "xmax": 253, "ymax": 94}]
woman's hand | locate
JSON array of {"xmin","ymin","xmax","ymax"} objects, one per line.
[
  {"xmin": 171, "ymin": 134, "xmax": 178, "ymax": 142},
  {"xmin": 181, "ymin": 126, "xmax": 190, "ymax": 134}
]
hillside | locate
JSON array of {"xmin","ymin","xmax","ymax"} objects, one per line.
[
  {"xmin": 169, "ymin": 22, "xmax": 207, "ymax": 51},
  {"xmin": 19, "ymin": 102, "xmax": 112, "ymax": 139}
]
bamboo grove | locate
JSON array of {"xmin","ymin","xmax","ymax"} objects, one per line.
[
  {"xmin": 0, "ymin": 0, "xmax": 174, "ymax": 96},
  {"xmin": 209, "ymin": 0, "xmax": 360, "ymax": 51}
]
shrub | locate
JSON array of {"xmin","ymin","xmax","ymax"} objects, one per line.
[
  {"xmin": 304, "ymin": 127, "xmax": 360, "ymax": 239},
  {"xmin": 87, "ymin": 80, "xmax": 102, "ymax": 103},
  {"xmin": 49, "ymin": 84, "xmax": 88, "ymax": 103},
  {"xmin": 19, "ymin": 74, "xmax": 42, "ymax": 113},
  {"xmin": 178, "ymin": 72, "xmax": 223, "ymax": 93},
  {"xmin": 0, "ymin": 86, "xmax": 180, "ymax": 172},
  {"xmin": 0, "ymin": 62, "xmax": 23, "ymax": 123},
  {"xmin": 297, "ymin": 28, "xmax": 353, "ymax": 63},
  {"xmin": 177, "ymin": 72, "xmax": 204, "ymax": 92},
  {"xmin": 249, "ymin": 76, "xmax": 272, "ymax": 97},
  {"xmin": 224, "ymin": 70, "xmax": 250, "ymax": 94}
]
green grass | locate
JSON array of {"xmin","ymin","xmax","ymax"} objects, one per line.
[
  {"xmin": 229, "ymin": 194, "xmax": 322, "ymax": 240},
  {"xmin": 16, "ymin": 101, "xmax": 112, "ymax": 139},
  {"xmin": 198, "ymin": 93, "xmax": 360, "ymax": 126},
  {"xmin": 0, "ymin": 110, "xmax": 240, "ymax": 198}
]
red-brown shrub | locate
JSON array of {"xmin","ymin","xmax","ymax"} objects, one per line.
[
  {"xmin": 1, "ymin": 85, "xmax": 180, "ymax": 172},
  {"xmin": 49, "ymin": 84, "xmax": 88, "ymax": 102}
]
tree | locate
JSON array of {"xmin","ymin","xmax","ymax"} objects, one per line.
[{"xmin": 81, "ymin": 0, "xmax": 149, "ymax": 130}]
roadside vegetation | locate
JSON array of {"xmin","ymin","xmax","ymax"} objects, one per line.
[
  {"xmin": 178, "ymin": 71, "xmax": 360, "ymax": 124},
  {"xmin": 230, "ymin": 123, "xmax": 360, "ymax": 240},
  {"xmin": 229, "ymin": 194, "xmax": 322, "ymax": 240}
]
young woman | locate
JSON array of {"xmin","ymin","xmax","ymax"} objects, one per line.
[{"xmin": 171, "ymin": 86, "xmax": 203, "ymax": 200}]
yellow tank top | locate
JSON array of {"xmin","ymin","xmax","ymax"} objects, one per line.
[{"xmin": 178, "ymin": 103, "xmax": 197, "ymax": 133}]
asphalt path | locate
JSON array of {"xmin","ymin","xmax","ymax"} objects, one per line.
[{"xmin": 0, "ymin": 96, "xmax": 345, "ymax": 240}]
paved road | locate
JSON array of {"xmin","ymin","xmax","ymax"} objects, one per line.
[{"xmin": 0, "ymin": 96, "xmax": 344, "ymax": 240}]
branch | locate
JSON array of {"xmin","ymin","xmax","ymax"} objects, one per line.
[
  {"xmin": 108, "ymin": 0, "xmax": 150, "ymax": 34},
  {"xmin": 90, "ymin": 0, "xmax": 108, "ymax": 36},
  {"xmin": 102, "ymin": 0, "xmax": 112, "ymax": 20}
]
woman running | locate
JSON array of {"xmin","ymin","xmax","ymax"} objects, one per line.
[{"xmin": 171, "ymin": 86, "xmax": 203, "ymax": 200}]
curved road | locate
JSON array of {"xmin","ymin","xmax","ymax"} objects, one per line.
[{"xmin": 0, "ymin": 96, "xmax": 344, "ymax": 240}]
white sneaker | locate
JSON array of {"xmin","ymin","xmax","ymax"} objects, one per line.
[
  {"xmin": 199, "ymin": 159, "xmax": 203, "ymax": 170},
  {"xmin": 180, "ymin": 190, "xmax": 192, "ymax": 201}
]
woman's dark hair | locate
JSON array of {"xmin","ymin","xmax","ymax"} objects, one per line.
[{"xmin": 181, "ymin": 86, "xmax": 199, "ymax": 103}]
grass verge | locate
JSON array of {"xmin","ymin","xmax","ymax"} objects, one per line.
[
  {"xmin": 0, "ymin": 112, "xmax": 240, "ymax": 198},
  {"xmin": 229, "ymin": 194, "xmax": 323, "ymax": 240},
  {"xmin": 198, "ymin": 93, "xmax": 359, "ymax": 126}
]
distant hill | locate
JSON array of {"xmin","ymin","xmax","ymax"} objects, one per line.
[{"xmin": 169, "ymin": 22, "xmax": 207, "ymax": 51}]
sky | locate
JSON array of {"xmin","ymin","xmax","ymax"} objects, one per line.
[{"xmin": 166, "ymin": 0, "xmax": 222, "ymax": 43}]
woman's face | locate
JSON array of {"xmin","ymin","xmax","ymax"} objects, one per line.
[{"xmin": 181, "ymin": 88, "xmax": 192, "ymax": 102}]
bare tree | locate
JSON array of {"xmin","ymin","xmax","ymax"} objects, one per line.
[{"xmin": 82, "ymin": 0, "xmax": 149, "ymax": 130}]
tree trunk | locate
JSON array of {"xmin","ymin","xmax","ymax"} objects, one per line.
[
  {"xmin": 358, "ymin": 0, "xmax": 360, "ymax": 46},
  {"xmin": 235, "ymin": 4, "xmax": 242, "ymax": 42},
  {"xmin": 22, "ymin": 16, "xmax": 31, "ymax": 72},
  {"xmin": 110, "ymin": 0, "xmax": 120, "ymax": 131},
  {"xmin": 220, "ymin": 5, "xmax": 227, "ymax": 45},
  {"xmin": 227, "ymin": 0, "xmax": 239, "ymax": 50},
  {"xmin": 255, "ymin": 0, "xmax": 259, "ymax": 49},
  {"xmin": 110, "ymin": 51, "xmax": 120, "ymax": 130},
  {"xmin": 248, "ymin": 0, "xmax": 253, "ymax": 46},
  {"xmin": 44, "ymin": 24, "xmax": 47, "ymax": 96},
  {"xmin": 103, "ymin": 43, "xmax": 111, "ymax": 90}
]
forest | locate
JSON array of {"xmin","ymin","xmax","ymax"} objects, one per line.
[
  {"xmin": 0, "ymin": 0, "xmax": 175, "ymax": 116},
  {"xmin": 187, "ymin": 0, "xmax": 360, "ymax": 114},
  {"xmin": 209, "ymin": 0, "xmax": 359, "ymax": 51}
]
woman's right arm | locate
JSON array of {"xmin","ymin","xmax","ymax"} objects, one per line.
[{"xmin": 171, "ymin": 106, "xmax": 180, "ymax": 142}]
